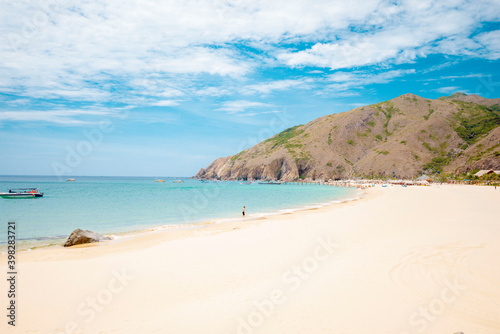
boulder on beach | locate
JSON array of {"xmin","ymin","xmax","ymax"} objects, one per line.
[{"xmin": 63, "ymin": 228, "xmax": 111, "ymax": 247}]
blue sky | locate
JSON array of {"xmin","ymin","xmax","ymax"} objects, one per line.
[{"xmin": 1, "ymin": 0, "xmax": 500, "ymax": 177}]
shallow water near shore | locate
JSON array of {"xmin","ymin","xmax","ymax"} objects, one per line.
[{"xmin": 0, "ymin": 175, "xmax": 359, "ymax": 250}]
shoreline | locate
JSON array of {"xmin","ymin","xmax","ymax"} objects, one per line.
[
  {"xmin": 0, "ymin": 185, "xmax": 364, "ymax": 254},
  {"xmin": 3, "ymin": 178, "xmax": 496, "ymax": 254},
  {"xmin": 1, "ymin": 187, "xmax": 370, "ymax": 262},
  {"xmin": 1, "ymin": 182, "xmax": 491, "ymax": 256}
]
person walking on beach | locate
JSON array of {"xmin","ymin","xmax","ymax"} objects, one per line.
[{"xmin": 242, "ymin": 206, "xmax": 245, "ymax": 217}]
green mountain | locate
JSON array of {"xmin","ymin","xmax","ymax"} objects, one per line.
[{"xmin": 196, "ymin": 93, "xmax": 500, "ymax": 180}]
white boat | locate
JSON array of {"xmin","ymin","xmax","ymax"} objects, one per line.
[
  {"xmin": 258, "ymin": 181, "xmax": 282, "ymax": 185},
  {"xmin": 0, "ymin": 188, "xmax": 44, "ymax": 198}
]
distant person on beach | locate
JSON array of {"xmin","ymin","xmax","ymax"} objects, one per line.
[{"xmin": 242, "ymin": 206, "xmax": 245, "ymax": 217}]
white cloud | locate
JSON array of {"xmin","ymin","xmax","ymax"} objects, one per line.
[
  {"xmin": 217, "ymin": 100, "xmax": 274, "ymax": 114},
  {"xmin": 0, "ymin": 0, "xmax": 498, "ymax": 110},
  {"xmin": 0, "ymin": 110, "xmax": 99, "ymax": 125},
  {"xmin": 195, "ymin": 86, "xmax": 232, "ymax": 97},
  {"xmin": 4, "ymin": 98, "xmax": 31, "ymax": 106},
  {"xmin": 0, "ymin": 107, "xmax": 127, "ymax": 126},
  {"xmin": 241, "ymin": 78, "xmax": 313, "ymax": 95},
  {"xmin": 278, "ymin": 38, "xmax": 403, "ymax": 69},
  {"xmin": 440, "ymin": 74, "xmax": 487, "ymax": 80},
  {"xmin": 277, "ymin": 1, "xmax": 500, "ymax": 69},
  {"xmin": 422, "ymin": 73, "xmax": 488, "ymax": 82},
  {"xmin": 150, "ymin": 100, "xmax": 180, "ymax": 107},
  {"xmin": 475, "ymin": 29, "xmax": 500, "ymax": 60},
  {"xmin": 325, "ymin": 69, "xmax": 416, "ymax": 92},
  {"xmin": 434, "ymin": 86, "xmax": 463, "ymax": 94}
]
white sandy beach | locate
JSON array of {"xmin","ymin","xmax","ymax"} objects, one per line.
[{"xmin": 2, "ymin": 185, "xmax": 500, "ymax": 334}]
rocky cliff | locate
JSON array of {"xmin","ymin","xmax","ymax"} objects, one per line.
[{"xmin": 196, "ymin": 93, "xmax": 500, "ymax": 180}]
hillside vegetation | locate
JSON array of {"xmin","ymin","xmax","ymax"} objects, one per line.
[{"xmin": 196, "ymin": 93, "xmax": 500, "ymax": 180}]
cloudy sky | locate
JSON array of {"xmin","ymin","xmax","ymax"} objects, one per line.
[{"xmin": 1, "ymin": 0, "xmax": 500, "ymax": 176}]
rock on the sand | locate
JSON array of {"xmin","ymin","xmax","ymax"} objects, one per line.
[{"xmin": 63, "ymin": 228, "xmax": 111, "ymax": 247}]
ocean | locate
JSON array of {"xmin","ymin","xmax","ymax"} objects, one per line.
[{"xmin": 0, "ymin": 176, "xmax": 359, "ymax": 250}]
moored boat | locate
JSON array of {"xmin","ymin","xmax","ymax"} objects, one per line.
[
  {"xmin": 258, "ymin": 181, "xmax": 282, "ymax": 185},
  {"xmin": 155, "ymin": 179, "xmax": 165, "ymax": 182},
  {"xmin": 0, "ymin": 188, "xmax": 44, "ymax": 198}
]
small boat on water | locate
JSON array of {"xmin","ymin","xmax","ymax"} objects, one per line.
[
  {"xmin": 258, "ymin": 181, "xmax": 282, "ymax": 185},
  {"xmin": 0, "ymin": 188, "xmax": 44, "ymax": 198},
  {"xmin": 155, "ymin": 179, "xmax": 165, "ymax": 182},
  {"xmin": 173, "ymin": 180, "xmax": 182, "ymax": 183},
  {"xmin": 66, "ymin": 178, "xmax": 75, "ymax": 182}
]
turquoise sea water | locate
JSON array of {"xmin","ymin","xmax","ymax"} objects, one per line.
[{"xmin": 0, "ymin": 176, "xmax": 359, "ymax": 249}]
